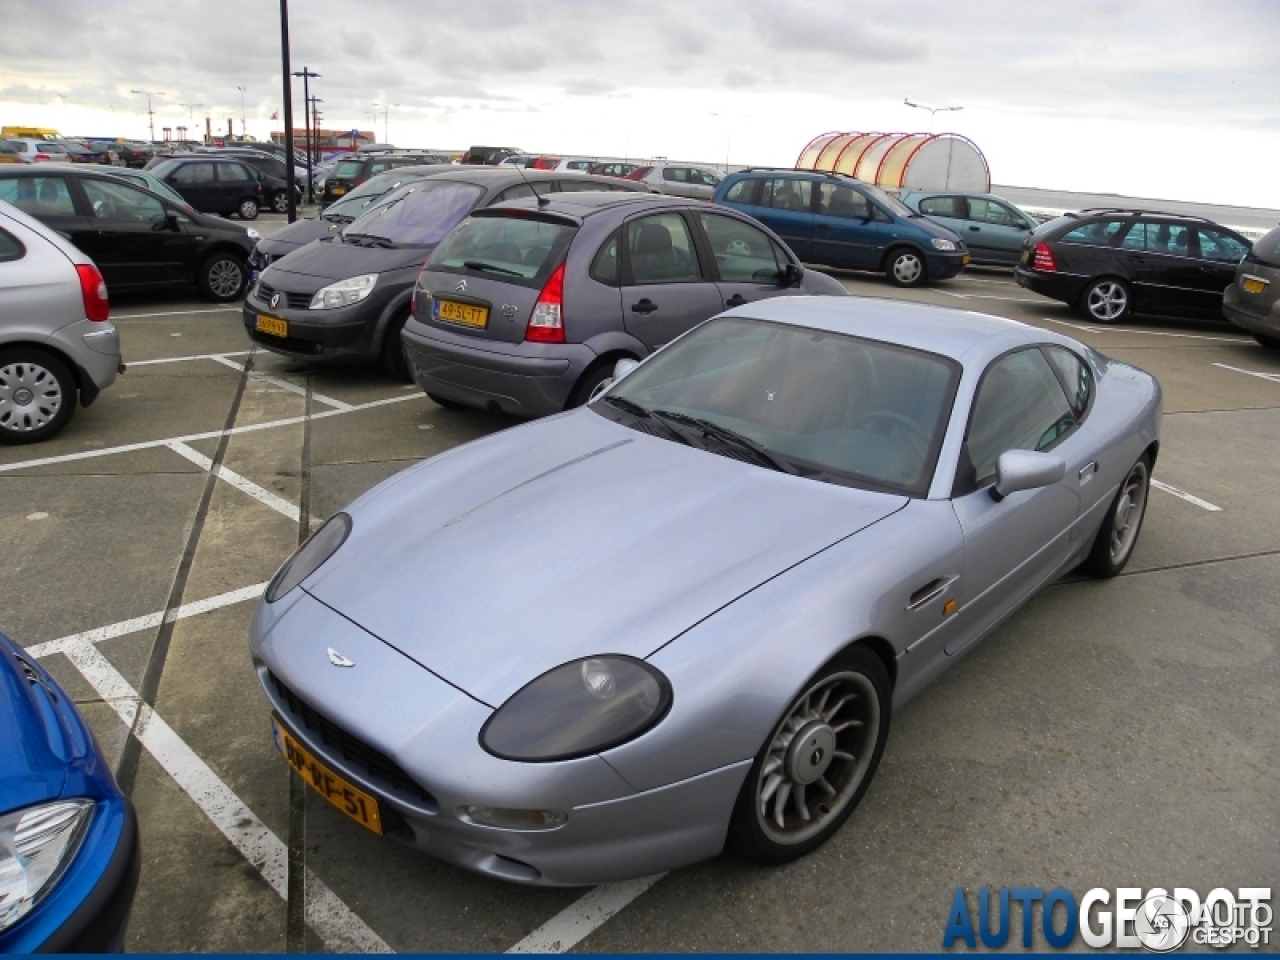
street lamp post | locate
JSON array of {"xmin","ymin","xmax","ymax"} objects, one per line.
[
  {"xmin": 279, "ymin": 0, "xmax": 297, "ymax": 222},
  {"xmin": 903, "ymin": 98, "xmax": 963, "ymax": 133},
  {"xmin": 130, "ymin": 89, "xmax": 165, "ymax": 142},
  {"xmin": 237, "ymin": 86, "xmax": 247, "ymax": 137},
  {"xmin": 373, "ymin": 102, "xmax": 400, "ymax": 145},
  {"xmin": 292, "ymin": 68, "xmax": 320, "ymax": 210},
  {"xmin": 307, "ymin": 97, "xmax": 324, "ymax": 200}
]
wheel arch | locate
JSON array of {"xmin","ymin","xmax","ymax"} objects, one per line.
[
  {"xmin": 0, "ymin": 339, "xmax": 89, "ymax": 406},
  {"xmin": 879, "ymin": 242, "xmax": 928, "ymax": 273},
  {"xmin": 838, "ymin": 635, "xmax": 898, "ymax": 691}
]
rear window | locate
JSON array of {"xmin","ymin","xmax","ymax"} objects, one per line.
[
  {"xmin": 1250, "ymin": 226, "xmax": 1280, "ymax": 268},
  {"xmin": 332, "ymin": 159, "xmax": 364, "ymax": 180},
  {"xmin": 344, "ymin": 181, "xmax": 484, "ymax": 245},
  {"xmin": 428, "ymin": 213, "xmax": 578, "ymax": 287}
]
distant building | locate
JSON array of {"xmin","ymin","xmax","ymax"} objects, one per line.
[{"xmin": 271, "ymin": 128, "xmax": 376, "ymax": 151}]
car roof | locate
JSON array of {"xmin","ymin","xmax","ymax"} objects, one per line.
[
  {"xmin": 728, "ymin": 295, "xmax": 1079, "ymax": 366},
  {"xmin": 486, "ymin": 191, "xmax": 688, "ymax": 219}
]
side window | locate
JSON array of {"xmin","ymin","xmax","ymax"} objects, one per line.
[
  {"xmin": 1130, "ymin": 221, "xmax": 1192, "ymax": 256},
  {"xmin": 172, "ymin": 162, "xmax": 214, "ymax": 184},
  {"xmin": 0, "ymin": 177, "xmax": 76, "ymax": 217},
  {"xmin": 1118, "ymin": 221, "xmax": 1148, "ymax": 250},
  {"xmin": 219, "ymin": 162, "xmax": 255, "ymax": 182},
  {"xmin": 1043, "ymin": 346, "xmax": 1092, "ymax": 416},
  {"xmin": 696, "ymin": 170, "xmax": 722, "ymax": 188},
  {"xmin": 967, "ymin": 198, "xmax": 1019, "ymax": 226},
  {"xmin": 697, "ymin": 212, "xmax": 787, "ymax": 282},
  {"xmin": 762, "ymin": 178, "xmax": 812, "ymax": 213},
  {"xmin": 626, "ymin": 213, "xmax": 702, "ymax": 285},
  {"xmin": 1197, "ymin": 227, "xmax": 1249, "ymax": 264},
  {"xmin": 816, "ymin": 183, "xmax": 870, "ymax": 220},
  {"xmin": 963, "ymin": 349, "xmax": 1077, "ymax": 489},
  {"xmin": 1057, "ymin": 219, "xmax": 1127, "ymax": 246},
  {"xmin": 722, "ymin": 178, "xmax": 759, "ymax": 205},
  {"xmin": 590, "ymin": 229, "xmax": 620, "ymax": 285},
  {"xmin": 920, "ymin": 196, "xmax": 964, "ymax": 218},
  {"xmin": 0, "ymin": 226, "xmax": 25, "ymax": 262},
  {"xmin": 494, "ymin": 183, "xmax": 538, "ymax": 203},
  {"xmin": 662, "ymin": 167, "xmax": 688, "ymax": 183},
  {"xmin": 81, "ymin": 178, "xmax": 167, "ymax": 223}
]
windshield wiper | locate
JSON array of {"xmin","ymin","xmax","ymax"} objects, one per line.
[
  {"xmin": 602, "ymin": 396, "xmax": 690, "ymax": 445},
  {"xmin": 652, "ymin": 409, "xmax": 799, "ymax": 475},
  {"xmin": 462, "ymin": 260, "xmax": 523, "ymax": 277},
  {"xmin": 343, "ymin": 232, "xmax": 394, "ymax": 248}
]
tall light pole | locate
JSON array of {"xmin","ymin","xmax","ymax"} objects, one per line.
[
  {"xmin": 373, "ymin": 102, "xmax": 399, "ymax": 145},
  {"xmin": 280, "ymin": 0, "xmax": 298, "ymax": 222},
  {"xmin": 237, "ymin": 86, "xmax": 247, "ymax": 137},
  {"xmin": 292, "ymin": 68, "xmax": 320, "ymax": 207},
  {"xmin": 903, "ymin": 98, "xmax": 963, "ymax": 133},
  {"xmin": 130, "ymin": 89, "xmax": 165, "ymax": 141},
  {"xmin": 307, "ymin": 96, "xmax": 324, "ymax": 200}
]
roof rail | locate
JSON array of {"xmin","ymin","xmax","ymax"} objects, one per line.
[
  {"xmin": 1076, "ymin": 207, "xmax": 1218, "ymax": 224},
  {"xmin": 740, "ymin": 166, "xmax": 862, "ymax": 181}
]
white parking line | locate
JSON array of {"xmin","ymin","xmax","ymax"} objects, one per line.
[
  {"xmin": 129, "ymin": 351, "xmax": 252, "ymax": 367},
  {"xmin": 113, "ymin": 306, "xmax": 243, "ymax": 320},
  {"xmin": 0, "ymin": 393, "xmax": 425, "ymax": 475},
  {"xmin": 1213, "ymin": 362, "xmax": 1280, "ymax": 384},
  {"xmin": 209, "ymin": 355, "xmax": 354, "ymax": 411},
  {"xmin": 167, "ymin": 441, "xmax": 308, "ymax": 523},
  {"xmin": 1046, "ymin": 318, "xmax": 1255, "ymax": 343},
  {"xmin": 934, "ymin": 289, "xmax": 1045, "ymax": 304},
  {"xmin": 1151, "ymin": 479, "xmax": 1223, "ymax": 512},
  {"xmin": 507, "ymin": 875, "xmax": 665, "ymax": 953}
]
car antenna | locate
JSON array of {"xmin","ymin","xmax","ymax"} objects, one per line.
[{"xmin": 514, "ymin": 163, "xmax": 550, "ymax": 208}]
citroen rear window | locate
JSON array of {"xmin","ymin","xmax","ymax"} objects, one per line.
[{"xmin": 429, "ymin": 213, "xmax": 578, "ymax": 287}]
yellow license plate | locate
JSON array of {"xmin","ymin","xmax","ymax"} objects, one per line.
[
  {"xmin": 962, "ymin": 254, "xmax": 971, "ymax": 265},
  {"xmin": 330, "ymin": 186, "xmax": 346, "ymax": 196},
  {"xmin": 273, "ymin": 716, "xmax": 384, "ymax": 834},
  {"xmin": 437, "ymin": 299, "xmax": 489, "ymax": 328},
  {"xmin": 1243, "ymin": 277, "xmax": 1267, "ymax": 295},
  {"xmin": 256, "ymin": 314, "xmax": 289, "ymax": 338}
]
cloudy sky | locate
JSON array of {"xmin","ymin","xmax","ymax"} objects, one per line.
[{"xmin": 3, "ymin": 0, "xmax": 1278, "ymax": 208}]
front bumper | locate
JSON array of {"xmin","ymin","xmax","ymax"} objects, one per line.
[
  {"xmin": 401, "ymin": 320, "xmax": 595, "ymax": 417},
  {"xmin": 926, "ymin": 251, "xmax": 967, "ymax": 280},
  {"xmin": 251, "ymin": 590, "xmax": 748, "ymax": 886},
  {"xmin": 1014, "ymin": 265, "xmax": 1088, "ymax": 305},
  {"xmin": 242, "ymin": 288, "xmax": 376, "ymax": 363},
  {"xmin": 1222, "ymin": 283, "xmax": 1280, "ymax": 337}
]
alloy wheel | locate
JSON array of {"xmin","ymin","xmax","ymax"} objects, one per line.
[
  {"xmin": 1087, "ymin": 281, "xmax": 1128, "ymax": 322},
  {"xmin": 273, "ymin": 192, "xmax": 289, "ymax": 213},
  {"xmin": 754, "ymin": 670, "xmax": 880, "ymax": 846},
  {"xmin": 1110, "ymin": 460, "xmax": 1149, "ymax": 566},
  {"xmin": 207, "ymin": 259, "xmax": 244, "ymax": 299},
  {"xmin": 0, "ymin": 361, "xmax": 64, "ymax": 433}
]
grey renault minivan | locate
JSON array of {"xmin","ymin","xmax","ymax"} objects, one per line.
[{"xmin": 401, "ymin": 191, "xmax": 848, "ymax": 416}]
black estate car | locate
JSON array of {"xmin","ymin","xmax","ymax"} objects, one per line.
[
  {"xmin": 1015, "ymin": 209, "xmax": 1251, "ymax": 323},
  {"xmin": 148, "ymin": 156, "xmax": 267, "ymax": 220},
  {"xmin": 0, "ymin": 166, "xmax": 256, "ymax": 301},
  {"xmin": 244, "ymin": 168, "xmax": 647, "ymax": 379},
  {"xmin": 321, "ymin": 153, "xmax": 436, "ymax": 206}
]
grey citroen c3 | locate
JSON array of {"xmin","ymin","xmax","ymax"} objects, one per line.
[{"xmin": 401, "ymin": 191, "xmax": 849, "ymax": 416}]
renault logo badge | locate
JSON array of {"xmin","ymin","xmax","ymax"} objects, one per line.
[
  {"xmin": 269, "ymin": 292, "xmax": 281, "ymax": 309},
  {"xmin": 327, "ymin": 648, "xmax": 355, "ymax": 668}
]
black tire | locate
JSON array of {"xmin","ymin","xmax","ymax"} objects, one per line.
[
  {"xmin": 426, "ymin": 392, "xmax": 467, "ymax": 410},
  {"xmin": 379, "ymin": 311, "xmax": 413, "ymax": 381},
  {"xmin": 272, "ymin": 191, "xmax": 289, "ymax": 214},
  {"xmin": 884, "ymin": 247, "xmax": 926, "ymax": 287},
  {"xmin": 1253, "ymin": 332, "xmax": 1280, "ymax": 350},
  {"xmin": 1083, "ymin": 453, "xmax": 1151, "ymax": 578},
  {"xmin": 196, "ymin": 252, "xmax": 247, "ymax": 302},
  {"xmin": 1080, "ymin": 277, "xmax": 1131, "ymax": 323},
  {"xmin": 566, "ymin": 361, "xmax": 622, "ymax": 409},
  {"xmin": 728, "ymin": 645, "xmax": 891, "ymax": 865},
  {"xmin": 237, "ymin": 197, "xmax": 260, "ymax": 221},
  {"xmin": 0, "ymin": 348, "xmax": 77, "ymax": 445}
]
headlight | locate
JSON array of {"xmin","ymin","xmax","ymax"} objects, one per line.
[
  {"xmin": 480, "ymin": 656, "xmax": 672, "ymax": 762},
  {"xmin": 0, "ymin": 801, "xmax": 92, "ymax": 932},
  {"xmin": 931, "ymin": 238, "xmax": 958, "ymax": 251},
  {"xmin": 246, "ymin": 228, "xmax": 262, "ymax": 241},
  {"xmin": 309, "ymin": 274, "xmax": 377, "ymax": 310},
  {"xmin": 266, "ymin": 513, "xmax": 351, "ymax": 603}
]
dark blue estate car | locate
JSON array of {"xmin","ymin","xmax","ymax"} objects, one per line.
[
  {"xmin": 0, "ymin": 633, "xmax": 139, "ymax": 952},
  {"xmin": 712, "ymin": 169, "xmax": 968, "ymax": 287}
]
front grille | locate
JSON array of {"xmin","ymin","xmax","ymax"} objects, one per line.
[
  {"xmin": 269, "ymin": 672, "xmax": 437, "ymax": 810},
  {"xmin": 254, "ymin": 281, "xmax": 312, "ymax": 310}
]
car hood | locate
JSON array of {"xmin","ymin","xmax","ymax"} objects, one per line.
[
  {"xmin": 256, "ymin": 217, "xmax": 341, "ymax": 257},
  {"xmin": 0, "ymin": 635, "xmax": 67, "ymax": 810},
  {"xmin": 908, "ymin": 215, "xmax": 964, "ymax": 243},
  {"xmin": 264, "ymin": 236, "xmax": 430, "ymax": 282},
  {"xmin": 304, "ymin": 410, "xmax": 907, "ymax": 706}
]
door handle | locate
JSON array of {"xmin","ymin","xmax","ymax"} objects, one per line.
[
  {"xmin": 906, "ymin": 575, "xmax": 959, "ymax": 611},
  {"xmin": 1078, "ymin": 461, "xmax": 1098, "ymax": 482},
  {"xmin": 631, "ymin": 299, "xmax": 658, "ymax": 315},
  {"xmin": 726, "ymin": 294, "xmax": 748, "ymax": 308},
  {"xmin": 968, "ymin": 225, "xmax": 980, "ymax": 232}
]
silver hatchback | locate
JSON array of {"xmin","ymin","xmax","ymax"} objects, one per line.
[{"xmin": 0, "ymin": 199, "xmax": 121, "ymax": 443}]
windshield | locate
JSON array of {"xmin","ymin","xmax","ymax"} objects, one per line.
[
  {"xmin": 596, "ymin": 317, "xmax": 960, "ymax": 497},
  {"xmin": 429, "ymin": 213, "xmax": 578, "ymax": 286},
  {"xmin": 343, "ymin": 180, "xmax": 484, "ymax": 245},
  {"xmin": 322, "ymin": 176, "xmax": 405, "ymax": 221},
  {"xmin": 332, "ymin": 159, "xmax": 364, "ymax": 181},
  {"xmin": 862, "ymin": 183, "xmax": 916, "ymax": 218}
]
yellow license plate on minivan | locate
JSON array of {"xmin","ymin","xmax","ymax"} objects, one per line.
[
  {"xmin": 330, "ymin": 186, "xmax": 346, "ymax": 196},
  {"xmin": 1243, "ymin": 277, "xmax": 1267, "ymax": 295},
  {"xmin": 256, "ymin": 314, "xmax": 289, "ymax": 338},
  {"xmin": 962, "ymin": 255, "xmax": 971, "ymax": 265},
  {"xmin": 437, "ymin": 299, "xmax": 489, "ymax": 328},
  {"xmin": 273, "ymin": 715, "xmax": 384, "ymax": 834}
]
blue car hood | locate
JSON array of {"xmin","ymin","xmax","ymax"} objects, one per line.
[
  {"xmin": 305, "ymin": 411, "xmax": 907, "ymax": 706},
  {"xmin": 0, "ymin": 636, "xmax": 68, "ymax": 811}
]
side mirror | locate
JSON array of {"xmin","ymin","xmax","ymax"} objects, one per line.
[
  {"xmin": 990, "ymin": 450, "xmax": 1066, "ymax": 502},
  {"xmin": 782, "ymin": 263, "xmax": 804, "ymax": 287}
]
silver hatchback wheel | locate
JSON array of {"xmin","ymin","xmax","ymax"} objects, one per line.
[
  {"xmin": 1109, "ymin": 459, "xmax": 1149, "ymax": 566},
  {"xmin": 0, "ymin": 360, "xmax": 65, "ymax": 434},
  {"xmin": 1085, "ymin": 279, "xmax": 1129, "ymax": 322},
  {"xmin": 753, "ymin": 670, "xmax": 880, "ymax": 846}
]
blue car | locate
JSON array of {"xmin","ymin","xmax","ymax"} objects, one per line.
[
  {"xmin": 0, "ymin": 633, "xmax": 139, "ymax": 952},
  {"xmin": 712, "ymin": 168, "xmax": 968, "ymax": 287}
]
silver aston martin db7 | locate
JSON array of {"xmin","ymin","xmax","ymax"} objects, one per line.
[{"xmin": 251, "ymin": 296, "xmax": 1161, "ymax": 886}]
